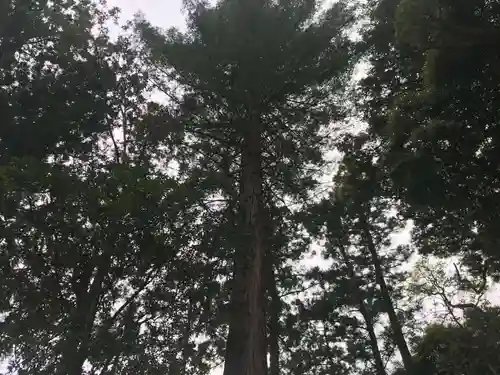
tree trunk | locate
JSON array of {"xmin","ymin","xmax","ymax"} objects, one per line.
[
  {"xmin": 267, "ymin": 262, "xmax": 280, "ymax": 375},
  {"xmin": 181, "ymin": 292, "xmax": 194, "ymax": 375},
  {"xmin": 338, "ymin": 245, "xmax": 387, "ymax": 375},
  {"xmin": 58, "ymin": 328, "xmax": 86, "ymax": 375},
  {"xmin": 223, "ymin": 129, "xmax": 267, "ymax": 375},
  {"xmin": 361, "ymin": 217, "xmax": 413, "ymax": 373},
  {"xmin": 58, "ymin": 258, "xmax": 108, "ymax": 375},
  {"xmin": 362, "ymin": 306, "xmax": 387, "ymax": 375}
]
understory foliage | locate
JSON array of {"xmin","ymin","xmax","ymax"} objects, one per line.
[{"xmin": 0, "ymin": 0, "xmax": 499, "ymax": 375}]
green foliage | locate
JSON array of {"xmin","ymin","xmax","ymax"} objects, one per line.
[
  {"xmin": 0, "ymin": 0, "xmax": 121, "ymax": 161},
  {"xmin": 300, "ymin": 135, "xmax": 415, "ymax": 375},
  {"xmin": 135, "ymin": 1, "xmax": 356, "ymax": 373},
  {"xmin": 1, "ymin": 0, "xmax": 500, "ymax": 374},
  {"xmin": 403, "ymin": 308, "xmax": 500, "ymax": 375},
  {"xmin": 134, "ymin": 0, "xmax": 356, "ymax": 203},
  {"xmin": 360, "ymin": 0, "xmax": 500, "ymax": 278},
  {"xmin": 0, "ymin": 2, "xmax": 218, "ymax": 374}
]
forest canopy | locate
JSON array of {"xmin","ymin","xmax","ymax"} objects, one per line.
[{"xmin": 0, "ymin": 0, "xmax": 499, "ymax": 374}]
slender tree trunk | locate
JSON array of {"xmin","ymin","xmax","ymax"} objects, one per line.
[
  {"xmin": 360, "ymin": 217, "xmax": 413, "ymax": 373},
  {"xmin": 224, "ymin": 129, "xmax": 267, "ymax": 375},
  {"xmin": 338, "ymin": 245, "xmax": 387, "ymax": 375},
  {"xmin": 362, "ymin": 306, "xmax": 387, "ymax": 375},
  {"xmin": 181, "ymin": 292, "xmax": 194, "ymax": 375},
  {"xmin": 267, "ymin": 262, "xmax": 280, "ymax": 375}
]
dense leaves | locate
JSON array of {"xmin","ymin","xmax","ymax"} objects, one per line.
[
  {"xmin": 135, "ymin": 1, "xmax": 355, "ymax": 374},
  {"xmin": 393, "ymin": 308, "xmax": 500, "ymax": 375},
  {"xmin": 1, "ymin": 0, "xmax": 500, "ymax": 374},
  {"xmin": 360, "ymin": 0, "xmax": 500, "ymax": 277}
]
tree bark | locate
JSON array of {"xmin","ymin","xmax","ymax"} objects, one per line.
[
  {"xmin": 223, "ymin": 129, "xmax": 267, "ymax": 375},
  {"xmin": 360, "ymin": 217, "xmax": 413, "ymax": 373},
  {"xmin": 58, "ymin": 258, "xmax": 108, "ymax": 375}
]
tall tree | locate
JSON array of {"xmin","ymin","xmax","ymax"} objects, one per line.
[
  {"xmin": 0, "ymin": 3, "xmax": 217, "ymax": 373},
  {"xmin": 360, "ymin": 0, "xmax": 500, "ymax": 277},
  {"xmin": 135, "ymin": 1, "xmax": 355, "ymax": 374},
  {"xmin": 304, "ymin": 135, "xmax": 415, "ymax": 374}
]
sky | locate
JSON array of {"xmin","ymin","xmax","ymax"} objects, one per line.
[{"xmin": 108, "ymin": 0, "xmax": 187, "ymax": 30}]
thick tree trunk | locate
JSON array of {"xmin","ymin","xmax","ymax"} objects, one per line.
[
  {"xmin": 223, "ymin": 129, "xmax": 267, "ymax": 375},
  {"xmin": 361, "ymin": 217, "xmax": 413, "ymax": 373},
  {"xmin": 58, "ymin": 270, "xmax": 91, "ymax": 375},
  {"xmin": 58, "ymin": 330, "xmax": 86, "ymax": 375},
  {"xmin": 58, "ymin": 259, "xmax": 108, "ymax": 375},
  {"xmin": 338, "ymin": 245, "xmax": 387, "ymax": 375}
]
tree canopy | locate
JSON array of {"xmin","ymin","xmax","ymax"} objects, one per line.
[{"xmin": 0, "ymin": 0, "xmax": 499, "ymax": 374}]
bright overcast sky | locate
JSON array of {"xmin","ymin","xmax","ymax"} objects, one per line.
[{"xmin": 108, "ymin": 0, "xmax": 187, "ymax": 30}]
